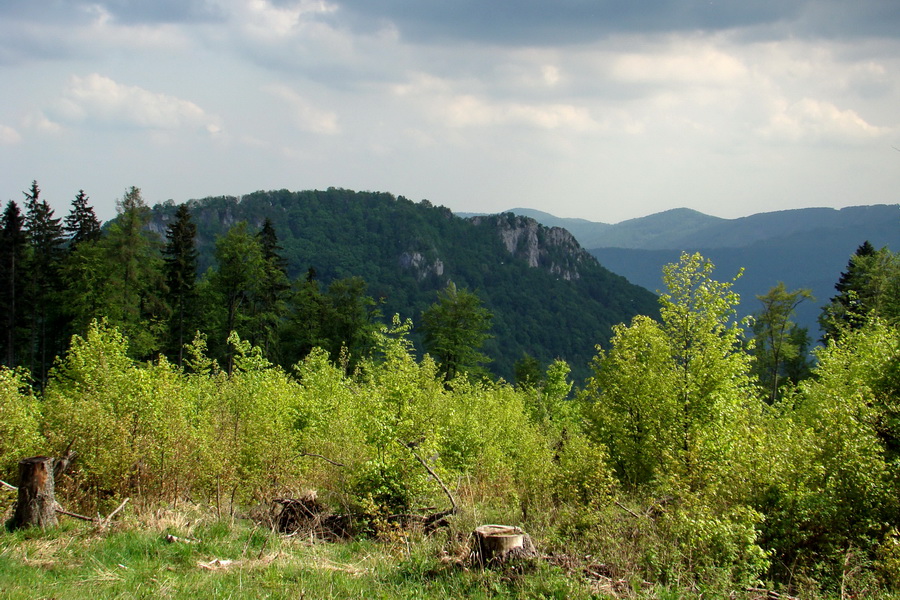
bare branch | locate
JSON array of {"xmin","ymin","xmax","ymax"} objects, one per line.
[
  {"xmin": 397, "ymin": 439, "xmax": 457, "ymax": 514},
  {"xmin": 298, "ymin": 453, "xmax": 345, "ymax": 467}
]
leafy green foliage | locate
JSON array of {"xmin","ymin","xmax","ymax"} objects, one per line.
[
  {"xmin": 761, "ymin": 320, "xmax": 900, "ymax": 584},
  {"xmin": 0, "ymin": 367, "xmax": 42, "ymax": 481},
  {"xmin": 751, "ymin": 282, "xmax": 814, "ymax": 403}
]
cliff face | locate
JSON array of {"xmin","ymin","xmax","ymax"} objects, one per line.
[{"xmin": 469, "ymin": 213, "xmax": 588, "ymax": 281}]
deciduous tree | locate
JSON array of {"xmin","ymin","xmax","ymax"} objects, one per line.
[
  {"xmin": 420, "ymin": 282, "xmax": 493, "ymax": 381},
  {"xmin": 751, "ymin": 282, "xmax": 814, "ymax": 403}
]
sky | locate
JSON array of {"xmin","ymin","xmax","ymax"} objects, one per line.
[{"xmin": 1, "ymin": 0, "xmax": 899, "ymax": 224}]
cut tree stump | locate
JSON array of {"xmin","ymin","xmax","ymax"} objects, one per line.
[
  {"xmin": 471, "ymin": 524, "xmax": 537, "ymax": 567},
  {"xmin": 12, "ymin": 456, "xmax": 59, "ymax": 530}
]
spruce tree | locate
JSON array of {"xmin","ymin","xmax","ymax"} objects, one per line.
[
  {"xmin": 163, "ymin": 203, "xmax": 199, "ymax": 365},
  {"xmin": 64, "ymin": 189, "xmax": 102, "ymax": 247},
  {"xmin": 0, "ymin": 201, "xmax": 28, "ymax": 367},
  {"xmin": 23, "ymin": 181, "xmax": 66, "ymax": 383},
  {"xmin": 255, "ymin": 218, "xmax": 290, "ymax": 357},
  {"xmin": 819, "ymin": 241, "xmax": 900, "ymax": 340}
]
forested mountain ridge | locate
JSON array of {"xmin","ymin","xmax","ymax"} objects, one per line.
[
  {"xmin": 508, "ymin": 204, "xmax": 898, "ymax": 250},
  {"xmin": 507, "ymin": 204, "xmax": 900, "ymax": 336},
  {"xmin": 147, "ymin": 188, "xmax": 659, "ymax": 380}
]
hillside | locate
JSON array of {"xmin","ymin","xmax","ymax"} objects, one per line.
[
  {"xmin": 149, "ymin": 189, "xmax": 659, "ymax": 380},
  {"xmin": 511, "ymin": 204, "xmax": 900, "ymax": 336}
]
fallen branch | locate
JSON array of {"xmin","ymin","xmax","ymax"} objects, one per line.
[
  {"xmin": 166, "ymin": 533, "xmax": 199, "ymax": 544},
  {"xmin": 56, "ymin": 497, "xmax": 130, "ymax": 527},
  {"xmin": 100, "ymin": 497, "xmax": 130, "ymax": 527},
  {"xmin": 56, "ymin": 507, "xmax": 95, "ymax": 522},
  {"xmin": 0, "ymin": 479, "xmax": 17, "ymax": 492}
]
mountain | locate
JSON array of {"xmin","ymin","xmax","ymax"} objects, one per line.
[
  {"xmin": 149, "ymin": 189, "xmax": 659, "ymax": 381},
  {"xmin": 509, "ymin": 204, "xmax": 900, "ymax": 337}
]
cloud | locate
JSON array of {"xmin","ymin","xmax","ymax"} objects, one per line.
[
  {"xmin": 0, "ymin": 124, "xmax": 21, "ymax": 144},
  {"xmin": 760, "ymin": 97, "xmax": 886, "ymax": 143},
  {"xmin": 336, "ymin": 0, "xmax": 807, "ymax": 45},
  {"xmin": 51, "ymin": 74, "xmax": 220, "ymax": 132},
  {"xmin": 265, "ymin": 84, "xmax": 340, "ymax": 134}
]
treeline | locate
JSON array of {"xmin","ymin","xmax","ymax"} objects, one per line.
[{"xmin": 3, "ymin": 248, "xmax": 900, "ymax": 596}]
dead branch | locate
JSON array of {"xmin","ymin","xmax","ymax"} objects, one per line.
[
  {"xmin": 0, "ymin": 479, "xmax": 17, "ymax": 492},
  {"xmin": 100, "ymin": 497, "xmax": 130, "ymax": 527},
  {"xmin": 56, "ymin": 507, "xmax": 95, "ymax": 522},
  {"xmin": 56, "ymin": 497, "xmax": 129, "ymax": 527},
  {"xmin": 53, "ymin": 440, "xmax": 77, "ymax": 480},
  {"xmin": 614, "ymin": 500, "xmax": 641, "ymax": 519},
  {"xmin": 396, "ymin": 439, "xmax": 457, "ymax": 514},
  {"xmin": 298, "ymin": 453, "xmax": 345, "ymax": 467}
]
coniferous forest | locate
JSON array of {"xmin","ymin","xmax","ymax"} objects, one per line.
[{"xmin": 3, "ymin": 182, "xmax": 900, "ymax": 598}]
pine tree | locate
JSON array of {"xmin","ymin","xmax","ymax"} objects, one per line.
[
  {"xmin": 0, "ymin": 201, "xmax": 28, "ymax": 367},
  {"xmin": 163, "ymin": 203, "xmax": 199, "ymax": 365}
]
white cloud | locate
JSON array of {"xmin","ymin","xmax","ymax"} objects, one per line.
[
  {"xmin": 0, "ymin": 124, "xmax": 21, "ymax": 144},
  {"xmin": 610, "ymin": 44, "xmax": 748, "ymax": 86},
  {"xmin": 265, "ymin": 84, "xmax": 340, "ymax": 134},
  {"xmin": 53, "ymin": 73, "xmax": 220, "ymax": 132},
  {"xmin": 21, "ymin": 111, "xmax": 63, "ymax": 134},
  {"xmin": 230, "ymin": 0, "xmax": 337, "ymax": 39},
  {"xmin": 760, "ymin": 97, "xmax": 886, "ymax": 143}
]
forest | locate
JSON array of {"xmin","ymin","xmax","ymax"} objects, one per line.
[{"xmin": 2, "ymin": 182, "xmax": 900, "ymax": 598}]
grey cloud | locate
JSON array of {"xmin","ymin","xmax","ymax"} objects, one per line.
[
  {"xmin": 336, "ymin": 0, "xmax": 899, "ymax": 45},
  {"xmin": 336, "ymin": 0, "xmax": 803, "ymax": 45},
  {"xmin": 93, "ymin": 0, "xmax": 226, "ymax": 24},
  {"xmin": 0, "ymin": 0, "xmax": 224, "ymax": 24}
]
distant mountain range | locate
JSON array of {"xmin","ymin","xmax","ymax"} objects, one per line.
[{"xmin": 502, "ymin": 205, "xmax": 900, "ymax": 337}]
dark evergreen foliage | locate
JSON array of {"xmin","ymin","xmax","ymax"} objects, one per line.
[
  {"xmin": 0, "ymin": 201, "xmax": 28, "ymax": 367},
  {"xmin": 23, "ymin": 181, "xmax": 67, "ymax": 384},
  {"xmin": 64, "ymin": 189, "xmax": 102, "ymax": 247},
  {"xmin": 163, "ymin": 203, "xmax": 200, "ymax": 365}
]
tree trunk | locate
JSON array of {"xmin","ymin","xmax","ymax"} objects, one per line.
[{"xmin": 12, "ymin": 456, "xmax": 59, "ymax": 529}]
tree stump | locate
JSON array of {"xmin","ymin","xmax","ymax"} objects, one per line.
[
  {"xmin": 12, "ymin": 456, "xmax": 59, "ymax": 529},
  {"xmin": 471, "ymin": 524, "xmax": 536, "ymax": 566}
]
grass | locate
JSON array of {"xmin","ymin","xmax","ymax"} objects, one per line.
[
  {"xmin": 0, "ymin": 503, "xmax": 598, "ymax": 600},
  {"xmin": 4, "ymin": 501, "xmax": 892, "ymax": 599}
]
